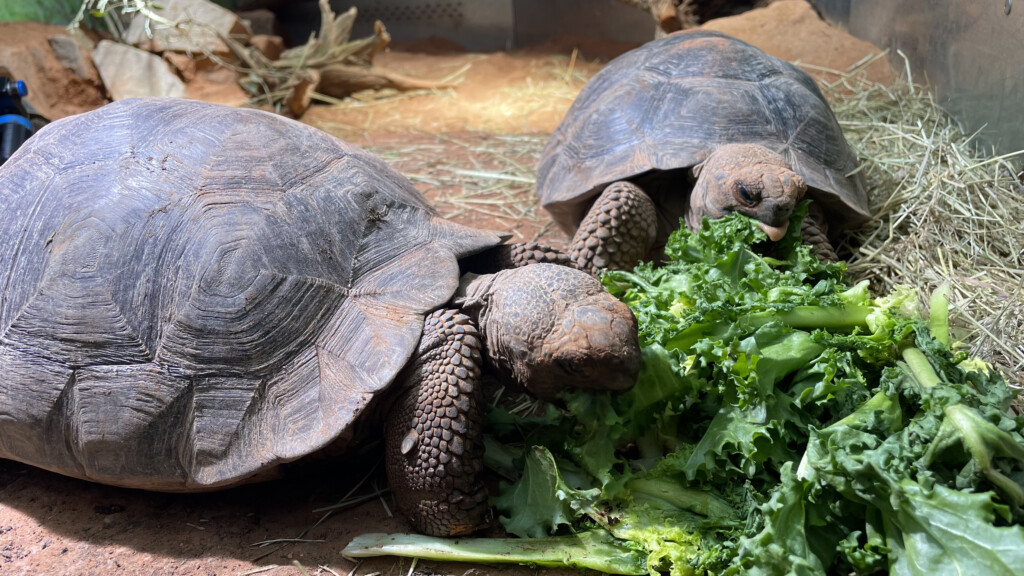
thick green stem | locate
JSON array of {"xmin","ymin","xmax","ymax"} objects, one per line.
[
  {"xmin": 342, "ymin": 531, "xmax": 647, "ymax": 575},
  {"xmin": 929, "ymin": 283, "xmax": 951, "ymax": 346},
  {"xmin": 902, "ymin": 347, "xmax": 942, "ymax": 388},
  {"xmin": 666, "ymin": 305, "xmax": 871, "ymax": 352},
  {"xmin": 774, "ymin": 305, "xmax": 872, "ymax": 330},
  {"xmin": 932, "ymin": 405, "xmax": 1024, "ymax": 508},
  {"xmin": 627, "ymin": 478, "xmax": 737, "ymax": 520}
]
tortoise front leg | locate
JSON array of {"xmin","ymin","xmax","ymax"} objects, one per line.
[
  {"xmin": 569, "ymin": 181, "xmax": 658, "ymax": 275},
  {"xmin": 385, "ymin": 308, "xmax": 490, "ymax": 536},
  {"xmin": 801, "ymin": 201, "xmax": 838, "ymax": 262}
]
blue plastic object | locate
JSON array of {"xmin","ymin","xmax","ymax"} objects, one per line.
[{"xmin": 0, "ymin": 113, "xmax": 33, "ymax": 132}]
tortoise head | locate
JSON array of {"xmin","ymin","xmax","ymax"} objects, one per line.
[
  {"xmin": 456, "ymin": 263, "xmax": 640, "ymax": 399},
  {"xmin": 686, "ymin": 143, "xmax": 807, "ymax": 241}
]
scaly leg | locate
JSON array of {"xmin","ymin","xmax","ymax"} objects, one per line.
[
  {"xmin": 802, "ymin": 201, "xmax": 837, "ymax": 262},
  {"xmin": 385, "ymin": 309, "xmax": 489, "ymax": 536},
  {"xmin": 568, "ymin": 181, "xmax": 658, "ymax": 275}
]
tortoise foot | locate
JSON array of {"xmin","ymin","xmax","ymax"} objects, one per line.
[
  {"xmin": 569, "ymin": 181, "xmax": 658, "ymax": 275},
  {"xmin": 385, "ymin": 308, "xmax": 490, "ymax": 536},
  {"xmin": 801, "ymin": 205, "xmax": 838, "ymax": 262}
]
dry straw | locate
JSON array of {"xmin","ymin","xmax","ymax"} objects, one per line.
[
  {"xmin": 822, "ymin": 65, "xmax": 1024, "ymax": 390},
  {"xmin": 362, "ymin": 133, "xmax": 555, "ymax": 244}
]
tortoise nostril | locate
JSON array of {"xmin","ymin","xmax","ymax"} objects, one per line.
[{"xmin": 764, "ymin": 203, "xmax": 793, "ymax": 227}]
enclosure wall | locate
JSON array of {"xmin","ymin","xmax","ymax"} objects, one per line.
[{"xmin": 814, "ymin": 0, "xmax": 1024, "ymax": 157}]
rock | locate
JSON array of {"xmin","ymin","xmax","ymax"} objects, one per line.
[
  {"xmin": 700, "ymin": 0, "xmax": 893, "ymax": 86},
  {"xmin": 163, "ymin": 51, "xmax": 197, "ymax": 82},
  {"xmin": 0, "ymin": 22, "xmax": 108, "ymax": 120},
  {"xmin": 47, "ymin": 35, "xmax": 92, "ymax": 79},
  {"xmin": 124, "ymin": 0, "xmax": 250, "ymax": 56},
  {"xmin": 248, "ymin": 34, "xmax": 284, "ymax": 61},
  {"xmin": 91, "ymin": 40, "xmax": 186, "ymax": 100},
  {"xmin": 183, "ymin": 66, "xmax": 250, "ymax": 107}
]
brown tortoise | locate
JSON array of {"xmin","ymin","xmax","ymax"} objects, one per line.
[
  {"xmin": 537, "ymin": 30, "xmax": 871, "ymax": 273},
  {"xmin": 0, "ymin": 98, "xmax": 641, "ymax": 536}
]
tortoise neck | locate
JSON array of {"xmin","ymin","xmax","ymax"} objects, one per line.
[{"xmin": 453, "ymin": 272, "xmax": 493, "ymax": 325}]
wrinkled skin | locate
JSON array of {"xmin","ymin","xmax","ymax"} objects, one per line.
[
  {"xmin": 457, "ymin": 263, "xmax": 640, "ymax": 399},
  {"xmin": 686, "ymin": 143, "xmax": 807, "ymax": 242}
]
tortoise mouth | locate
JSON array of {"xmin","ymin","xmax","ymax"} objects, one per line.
[
  {"xmin": 757, "ymin": 221, "xmax": 789, "ymax": 242},
  {"xmin": 528, "ymin": 297, "xmax": 641, "ymax": 398}
]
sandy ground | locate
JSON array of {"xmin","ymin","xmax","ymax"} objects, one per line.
[{"xmin": 0, "ymin": 2, "xmax": 892, "ymax": 575}]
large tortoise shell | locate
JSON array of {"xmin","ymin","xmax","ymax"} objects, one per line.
[
  {"xmin": 537, "ymin": 30, "xmax": 870, "ymax": 235},
  {"xmin": 0, "ymin": 98, "xmax": 500, "ymax": 490}
]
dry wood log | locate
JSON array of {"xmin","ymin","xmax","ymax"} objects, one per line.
[{"xmin": 223, "ymin": 0, "xmax": 450, "ymax": 116}]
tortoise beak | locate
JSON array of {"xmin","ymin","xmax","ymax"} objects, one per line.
[{"xmin": 757, "ymin": 221, "xmax": 789, "ymax": 242}]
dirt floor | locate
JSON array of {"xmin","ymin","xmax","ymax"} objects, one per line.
[{"xmin": 0, "ymin": 2, "xmax": 893, "ymax": 575}]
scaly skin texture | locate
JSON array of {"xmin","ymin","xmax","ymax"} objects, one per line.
[
  {"xmin": 801, "ymin": 201, "xmax": 837, "ymax": 261},
  {"xmin": 569, "ymin": 182, "xmax": 659, "ymax": 276},
  {"xmin": 459, "ymin": 241, "xmax": 571, "ymax": 274},
  {"xmin": 504, "ymin": 242, "xmax": 571, "ymax": 268},
  {"xmin": 386, "ymin": 309, "xmax": 489, "ymax": 537},
  {"xmin": 686, "ymin": 143, "xmax": 806, "ymax": 239}
]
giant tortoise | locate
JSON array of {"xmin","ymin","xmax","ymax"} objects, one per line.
[
  {"xmin": 0, "ymin": 98, "xmax": 640, "ymax": 536},
  {"xmin": 537, "ymin": 30, "xmax": 871, "ymax": 272}
]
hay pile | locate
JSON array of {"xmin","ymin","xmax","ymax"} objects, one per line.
[{"xmin": 824, "ymin": 71, "xmax": 1024, "ymax": 389}]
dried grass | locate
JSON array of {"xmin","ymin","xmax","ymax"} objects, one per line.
[
  {"xmin": 307, "ymin": 51, "xmax": 592, "ymax": 138},
  {"xmin": 823, "ymin": 69, "xmax": 1024, "ymax": 389},
  {"xmin": 361, "ymin": 133, "xmax": 557, "ymax": 244}
]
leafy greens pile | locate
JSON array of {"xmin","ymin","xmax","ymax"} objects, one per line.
[{"xmin": 345, "ymin": 208, "xmax": 1024, "ymax": 575}]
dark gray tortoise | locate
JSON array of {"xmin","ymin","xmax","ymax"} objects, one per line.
[
  {"xmin": 537, "ymin": 29, "xmax": 871, "ymax": 273},
  {"xmin": 0, "ymin": 98, "xmax": 640, "ymax": 537}
]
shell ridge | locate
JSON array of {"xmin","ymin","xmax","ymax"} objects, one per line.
[
  {"xmin": 183, "ymin": 375, "xmax": 264, "ymax": 487},
  {"xmin": 0, "ymin": 345, "xmax": 78, "ymax": 473},
  {"xmin": 0, "ymin": 155, "xmax": 62, "ymax": 338},
  {"xmin": 67, "ymin": 363, "xmax": 192, "ymax": 485},
  {"xmin": 154, "ymin": 269, "xmax": 348, "ymax": 377},
  {"xmin": 1, "ymin": 241, "xmax": 155, "ymax": 367}
]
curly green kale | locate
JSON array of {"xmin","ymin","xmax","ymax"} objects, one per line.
[{"xmin": 347, "ymin": 207, "xmax": 1024, "ymax": 576}]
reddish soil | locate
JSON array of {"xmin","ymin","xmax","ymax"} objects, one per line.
[
  {"xmin": 0, "ymin": 21, "xmax": 109, "ymax": 120},
  {"xmin": 0, "ymin": 2, "xmax": 891, "ymax": 575},
  {"xmin": 702, "ymin": 0, "xmax": 893, "ymax": 86}
]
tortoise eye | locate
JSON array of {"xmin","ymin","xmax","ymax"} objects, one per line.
[
  {"xmin": 735, "ymin": 183, "xmax": 759, "ymax": 206},
  {"xmin": 560, "ymin": 359, "xmax": 586, "ymax": 376}
]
